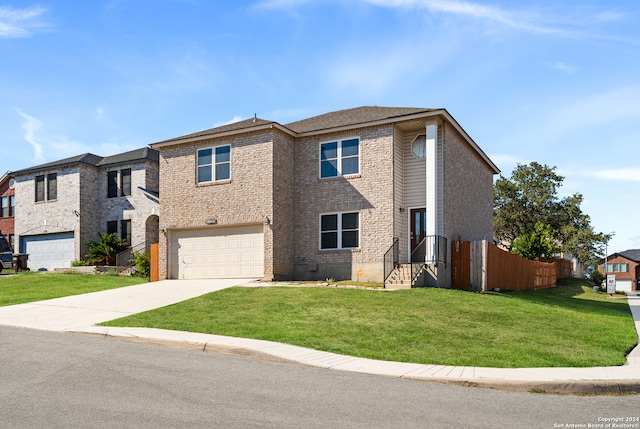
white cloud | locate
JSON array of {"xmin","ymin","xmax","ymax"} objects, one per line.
[
  {"xmin": 548, "ymin": 86, "xmax": 640, "ymax": 132},
  {"xmin": 214, "ymin": 116, "xmax": 244, "ymax": 127},
  {"xmin": 552, "ymin": 62, "xmax": 577, "ymax": 75},
  {"xmin": 15, "ymin": 109, "xmax": 45, "ymax": 164},
  {"xmin": 0, "ymin": 5, "xmax": 48, "ymax": 38},
  {"xmin": 589, "ymin": 169, "xmax": 640, "ymax": 182}
]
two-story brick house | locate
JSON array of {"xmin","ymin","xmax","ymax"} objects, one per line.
[
  {"xmin": 0, "ymin": 172, "xmax": 16, "ymax": 250},
  {"xmin": 12, "ymin": 148, "xmax": 159, "ymax": 271},
  {"xmin": 599, "ymin": 249, "xmax": 640, "ymax": 292},
  {"xmin": 151, "ymin": 106, "xmax": 499, "ymax": 287}
]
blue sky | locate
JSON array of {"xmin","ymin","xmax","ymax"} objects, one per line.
[{"xmin": 1, "ymin": 0, "xmax": 638, "ymax": 255}]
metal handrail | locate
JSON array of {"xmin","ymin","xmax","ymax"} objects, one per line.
[
  {"xmin": 115, "ymin": 242, "xmax": 147, "ymax": 267},
  {"xmin": 411, "ymin": 235, "xmax": 448, "ymax": 283},
  {"xmin": 383, "ymin": 238, "xmax": 400, "ymax": 282}
]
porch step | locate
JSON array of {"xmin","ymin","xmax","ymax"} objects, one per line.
[{"xmin": 385, "ymin": 264, "xmax": 419, "ymax": 289}]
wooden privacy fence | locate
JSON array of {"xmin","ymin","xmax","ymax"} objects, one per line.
[{"xmin": 451, "ymin": 240, "xmax": 573, "ymax": 292}]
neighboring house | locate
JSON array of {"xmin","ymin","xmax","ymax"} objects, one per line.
[
  {"xmin": 12, "ymin": 148, "xmax": 159, "ymax": 272},
  {"xmin": 599, "ymin": 250, "xmax": 640, "ymax": 292},
  {"xmin": 0, "ymin": 172, "xmax": 16, "ymax": 251},
  {"xmin": 150, "ymin": 106, "xmax": 500, "ymax": 287}
]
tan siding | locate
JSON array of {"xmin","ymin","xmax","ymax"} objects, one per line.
[
  {"xmin": 393, "ymin": 127, "xmax": 407, "ymax": 262},
  {"xmin": 403, "ymin": 131, "xmax": 426, "ymax": 208}
]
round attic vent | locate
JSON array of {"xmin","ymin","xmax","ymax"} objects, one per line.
[{"xmin": 8, "ymin": 178, "xmax": 15, "ymax": 189}]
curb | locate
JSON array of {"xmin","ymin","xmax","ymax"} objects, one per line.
[{"xmin": 75, "ymin": 329, "xmax": 640, "ymax": 396}]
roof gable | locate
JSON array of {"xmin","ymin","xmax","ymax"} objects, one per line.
[{"xmin": 611, "ymin": 249, "xmax": 640, "ymax": 263}]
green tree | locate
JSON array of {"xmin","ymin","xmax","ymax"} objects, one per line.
[
  {"xmin": 511, "ymin": 221, "xmax": 559, "ymax": 260},
  {"xmin": 494, "ymin": 162, "xmax": 611, "ymax": 264},
  {"xmin": 86, "ymin": 233, "xmax": 129, "ymax": 266}
]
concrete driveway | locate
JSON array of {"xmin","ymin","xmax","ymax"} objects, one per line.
[{"xmin": 0, "ymin": 278, "xmax": 256, "ymax": 331}]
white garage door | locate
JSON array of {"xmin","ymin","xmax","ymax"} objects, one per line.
[
  {"xmin": 170, "ymin": 225, "xmax": 264, "ymax": 279},
  {"xmin": 615, "ymin": 280, "xmax": 633, "ymax": 292},
  {"xmin": 23, "ymin": 232, "xmax": 75, "ymax": 272}
]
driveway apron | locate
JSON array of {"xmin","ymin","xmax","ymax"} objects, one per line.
[{"xmin": 0, "ymin": 279, "xmax": 254, "ymax": 331}]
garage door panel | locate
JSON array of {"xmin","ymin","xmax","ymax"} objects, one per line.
[
  {"xmin": 171, "ymin": 226, "xmax": 264, "ymax": 279},
  {"xmin": 23, "ymin": 233, "xmax": 75, "ymax": 272}
]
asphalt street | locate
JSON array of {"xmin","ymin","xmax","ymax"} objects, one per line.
[{"xmin": 1, "ymin": 326, "xmax": 638, "ymax": 429}]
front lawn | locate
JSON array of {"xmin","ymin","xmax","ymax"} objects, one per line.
[
  {"xmin": 101, "ymin": 278, "xmax": 638, "ymax": 368},
  {"xmin": 0, "ymin": 272, "xmax": 148, "ymax": 306}
]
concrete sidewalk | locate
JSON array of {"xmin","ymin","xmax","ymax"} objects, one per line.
[{"xmin": 0, "ymin": 279, "xmax": 638, "ymax": 394}]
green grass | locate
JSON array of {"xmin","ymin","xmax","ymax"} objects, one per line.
[
  {"xmin": 0, "ymin": 272, "xmax": 148, "ymax": 306},
  {"xmin": 101, "ymin": 278, "xmax": 638, "ymax": 368}
]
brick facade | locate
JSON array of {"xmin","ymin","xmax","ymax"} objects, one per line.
[
  {"xmin": 13, "ymin": 149, "xmax": 159, "ymax": 268},
  {"xmin": 598, "ymin": 253, "xmax": 640, "ymax": 291},
  {"xmin": 153, "ymin": 107, "xmax": 499, "ymax": 285},
  {"xmin": 0, "ymin": 174, "xmax": 15, "ymax": 250}
]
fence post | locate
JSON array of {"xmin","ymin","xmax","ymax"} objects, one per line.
[
  {"xmin": 481, "ymin": 239, "xmax": 488, "ymax": 292},
  {"xmin": 150, "ymin": 243, "xmax": 159, "ymax": 282}
]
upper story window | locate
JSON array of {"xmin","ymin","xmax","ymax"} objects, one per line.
[
  {"xmin": 320, "ymin": 138, "xmax": 359, "ymax": 179},
  {"xmin": 108, "ymin": 169, "xmax": 132, "ymax": 198},
  {"xmin": 1, "ymin": 196, "xmax": 13, "ymax": 217},
  {"xmin": 120, "ymin": 169, "xmax": 131, "ymax": 196},
  {"xmin": 411, "ymin": 134, "xmax": 426, "ymax": 159},
  {"xmin": 197, "ymin": 145, "xmax": 231, "ymax": 184},
  {"xmin": 35, "ymin": 173, "xmax": 57, "ymax": 202},
  {"xmin": 320, "ymin": 211, "xmax": 360, "ymax": 250}
]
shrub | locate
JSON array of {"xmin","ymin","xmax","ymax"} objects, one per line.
[{"xmin": 134, "ymin": 250, "xmax": 151, "ymax": 278}]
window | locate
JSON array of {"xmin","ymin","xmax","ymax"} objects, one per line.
[
  {"xmin": 197, "ymin": 145, "xmax": 231, "ymax": 183},
  {"xmin": 120, "ymin": 168, "xmax": 131, "ymax": 196},
  {"xmin": 106, "ymin": 221, "xmax": 118, "ymax": 236},
  {"xmin": 320, "ymin": 212, "xmax": 359, "ymax": 250},
  {"xmin": 411, "ymin": 135, "xmax": 426, "ymax": 159},
  {"xmin": 1, "ymin": 196, "xmax": 7, "ymax": 217},
  {"xmin": 9, "ymin": 196, "xmax": 14, "ymax": 217},
  {"xmin": 620, "ymin": 263, "xmax": 629, "ymax": 273},
  {"xmin": 320, "ymin": 138, "xmax": 359, "ymax": 178},
  {"xmin": 9, "ymin": 234, "xmax": 14, "ymax": 251},
  {"xmin": 35, "ymin": 175, "xmax": 45, "ymax": 202},
  {"xmin": 121, "ymin": 219, "xmax": 131, "ymax": 245},
  {"xmin": 47, "ymin": 173, "xmax": 57, "ymax": 200},
  {"xmin": 107, "ymin": 171, "xmax": 118, "ymax": 198},
  {"xmin": 613, "ymin": 264, "xmax": 619, "ymax": 272}
]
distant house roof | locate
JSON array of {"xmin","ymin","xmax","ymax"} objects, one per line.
[
  {"xmin": 604, "ymin": 249, "xmax": 640, "ymax": 263},
  {"xmin": 11, "ymin": 147, "xmax": 159, "ymax": 176}
]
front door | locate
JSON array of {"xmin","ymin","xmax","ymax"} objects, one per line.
[{"xmin": 410, "ymin": 208, "xmax": 427, "ymax": 255}]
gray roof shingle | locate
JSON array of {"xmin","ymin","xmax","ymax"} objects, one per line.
[
  {"xmin": 153, "ymin": 117, "xmax": 276, "ymax": 145},
  {"xmin": 284, "ymin": 106, "xmax": 438, "ymax": 134},
  {"xmin": 12, "ymin": 147, "xmax": 158, "ymax": 175},
  {"xmin": 613, "ymin": 249, "xmax": 640, "ymax": 262}
]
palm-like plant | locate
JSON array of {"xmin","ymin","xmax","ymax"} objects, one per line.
[{"xmin": 86, "ymin": 233, "xmax": 129, "ymax": 266}]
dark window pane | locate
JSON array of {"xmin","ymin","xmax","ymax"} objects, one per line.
[
  {"xmin": 341, "ymin": 157, "xmax": 359, "ymax": 175},
  {"xmin": 9, "ymin": 196, "xmax": 14, "ymax": 216},
  {"xmin": 121, "ymin": 220, "xmax": 131, "ymax": 245},
  {"xmin": 198, "ymin": 166, "xmax": 212, "ymax": 183},
  {"xmin": 342, "ymin": 230, "xmax": 359, "ymax": 248},
  {"xmin": 107, "ymin": 221, "xmax": 118, "ymax": 235},
  {"xmin": 198, "ymin": 148, "xmax": 212, "ymax": 165},
  {"xmin": 47, "ymin": 173, "xmax": 57, "ymax": 200},
  {"xmin": 320, "ymin": 142, "xmax": 337, "ymax": 160},
  {"xmin": 121, "ymin": 169, "xmax": 131, "ymax": 196},
  {"xmin": 321, "ymin": 160, "xmax": 338, "ymax": 178},
  {"xmin": 321, "ymin": 232, "xmax": 338, "ymax": 249},
  {"xmin": 215, "ymin": 145, "xmax": 230, "ymax": 163},
  {"xmin": 215, "ymin": 163, "xmax": 230, "ymax": 181},
  {"xmin": 321, "ymin": 214, "xmax": 337, "ymax": 232},
  {"xmin": 342, "ymin": 139, "xmax": 359, "ymax": 157},
  {"xmin": 1, "ymin": 196, "xmax": 6, "ymax": 217},
  {"xmin": 35, "ymin": 175, "xmax": 45, "ymax": 202},
  {"xmin": 107, "ymin": 171, "xmax": 118, "ymax": 198},
  {"xmin": 342, "ymin": 212, "xmax": 359, "ymax": 230}
]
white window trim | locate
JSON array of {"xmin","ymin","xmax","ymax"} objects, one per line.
[
  {"xmin": 318, "ymin": 211, "xmax": 360, "ymax": 250},
  {"xmin": 197, "ymin": 144, "xmax": 231, "ymax": 184},
  {"xmin": 318, "ymin": 137, "xmax": 360, "ymax": 179}
]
